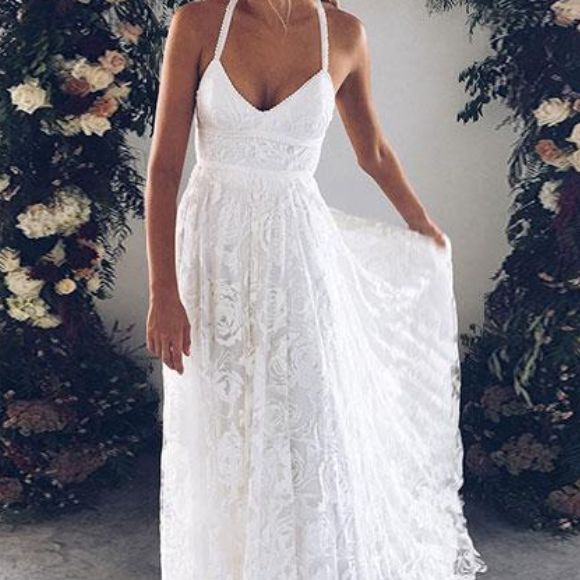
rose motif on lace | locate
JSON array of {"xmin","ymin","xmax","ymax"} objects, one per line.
[
  {"xmin": 214, "ymin": 362, "xmax": 244, "ymax": 405},
  {"xmin": 216, "ymin": 426, "xmax": 243, "ymax": 488},
  {"xmin": 211, "ymin": 279, "xmax": 244, "ymax": 347}
]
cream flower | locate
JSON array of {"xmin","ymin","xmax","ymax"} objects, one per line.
[
  {"xmin": 55, "ymin": 278, "xmax": 77, "ymax": 295},
  {"xmin": 30, "ymin": 313, "xmax": 62, "ymax": 328},
  {"xmin": 533, "ymin": 97, "xmax": 571, "ymax": 127},
  {"xmin": 551, "ymin": 0, "xmax": 580, "ymax": 26},
  {"xmin": 569, "ymin": 149, "xmax": 580, "ymax": 171},
  {"xmin": 118, "ymin": 22, "xmax": 143, "ymax": 44},
  {"xmin": 105, "ymin": 82, "xmax": 131, "ymax": 100},
  {"xmin": 71, "ymin": 59, "xmax": 114, "ymax": 92},
  {"xmin": 44, "ymin": 240, "xmax": 66, "ymax": 266},
  {"xmin": 5, "ymin": 296, "xmax": 46, "ymax": 321},
  {"xmin": 79, "ymin": 113, "xmax": 111, "ymax": 137},
  {"xmin": 0, "ymin": 174, "xmax": 10, "ymax": 196},
  {"xmin": 15, "ymin": 203, "xmax": 58, "ymax": 238},
  {"xmin": 566, "ymin": 123, "xmax": 580, "ymax": 146},
  {"xmin": 0, "ymin": 247, "xmax": 21, "ymax": 273},
  {"xmin": 538, "ymin": 180, "xmax": 562, "ymax": 213},
  {"xmin": 7, "ymin": 79, "xmax": 51, "ymax": 114},
  {"xmin": 5, "ymin": 268, "xmax": 44, "ymax": 298},
  {"xmin": 86, "ymin": 274, "xmax": 101, "ymax": 293},
  {"xmin": 98, "ymin": 50, "xmax": 127, "ymax": 75},
  {"xmin": 16, "ymin": 188, "xmax": 91, "ymax": 239}
]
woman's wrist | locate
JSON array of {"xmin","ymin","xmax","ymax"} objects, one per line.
[{"xmin": 149, "ymin": 281, "xmax": 180, "ymax": 302}]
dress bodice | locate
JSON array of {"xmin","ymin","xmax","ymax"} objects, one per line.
[{"xmin": 193, "ymin": 0, "xmax": 335, "ymax": 176}]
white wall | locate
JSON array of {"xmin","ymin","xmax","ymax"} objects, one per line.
[{"xmin": 101, "ymin": 0, "xmax": 514, "ymax": 386}]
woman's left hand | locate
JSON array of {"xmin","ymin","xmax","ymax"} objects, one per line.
[{"xmin": 407, "ymin": 216, "xmax": 448, "ymax": 248}]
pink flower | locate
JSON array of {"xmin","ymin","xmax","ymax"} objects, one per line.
[{"xmin": 119, "ymin": 22, "xmax": 143, "ymax": 44}]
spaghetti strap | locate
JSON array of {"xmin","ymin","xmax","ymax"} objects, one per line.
[
  {"xmin": 315, "ymin": 0, "xmax": 329, "ymax": 72},
  {"xmin": 213, "ymin": 0, "xmax": 239, "ymax": 62}
]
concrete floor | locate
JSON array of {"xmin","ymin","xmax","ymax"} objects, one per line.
[{"xmin": 1, "ymin": 451, "xmax": 579, "ymax": 580}]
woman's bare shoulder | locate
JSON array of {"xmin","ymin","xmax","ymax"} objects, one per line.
[
  {"xmin": 170, "ymin": 0, "xmax": 227, "ymax": 37},
  {"xmin": 323, "ymin": 2, "xmax": 367, "ymax": 54}
]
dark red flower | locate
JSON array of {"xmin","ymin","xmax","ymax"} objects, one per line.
[
  {"xmin": 77, "ymin": 221, "xmax": 100, "ymax": 241},
  {"xmin": 67, "ymin": 244, "xmax": 98, "ymax": 270},
  {"xmin": 29, "ymin": 263, "xmax": 62, "ymax": 283}
]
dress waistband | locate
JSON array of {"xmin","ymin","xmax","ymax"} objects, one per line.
[{"xmin": 194, "ymin": 159, "xmax": 316, "ymax": 179}]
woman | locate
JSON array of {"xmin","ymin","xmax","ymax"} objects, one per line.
[{"xmin": 145, "ymin": 0, "xmax": 488, "ymax": 577}]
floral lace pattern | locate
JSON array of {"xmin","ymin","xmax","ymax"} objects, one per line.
[{"xmin": 160, "ymin": 0, "xmax": 487, "ymax": 578}]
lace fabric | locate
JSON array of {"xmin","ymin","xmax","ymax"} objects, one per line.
[{"xmin": 160, "ymin": 0, "xmax": 488, "ymax": 577}]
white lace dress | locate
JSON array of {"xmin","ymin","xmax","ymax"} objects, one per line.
[{"xmin": 160, "ymin": 0, "xmax": 488, "ymax": 578}]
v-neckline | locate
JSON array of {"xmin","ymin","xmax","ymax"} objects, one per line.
[
  {"xmin": 213, "ymin": 58, "xmax": 333, "ymax": 115},
  {"xmin": 209, "ymin": 0, "xmax": 331, "ymax": 115}
]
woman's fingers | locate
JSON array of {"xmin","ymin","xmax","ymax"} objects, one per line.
[
  {"xmin": 182, "ymin": 320, "xmax": 191, "ymax": 357},
  {"xmin": 146, "ymin": 331, "xmax": 158, "ymax": 357}
]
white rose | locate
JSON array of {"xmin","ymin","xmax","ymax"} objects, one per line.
[
  {"xmin": 533, "ymin": 97, "xmax": 571, "ymax": 127},
  {"xmin": 31, "ymin": 313, "xmax": 62, "ymax": 328},
  {"xmin": 0, "ymin": 247, "xmax": 21, "ymax": 273},
  {"xmin": 71, "ymin": 59, "xmax": 114, "ymax": 92},
  {"xmin": 538, "ymin": 180, "xmax": 562, "ymax": 213},
  {"xmin": 54, "ymin": 278, "xmax": 77, "ymax": 295},
  {"xmin": 7, "ymin": 79, "xmax": 51, "ymax": 115},
  {"xmin": 551, "ymin": 0, "xmax": 580, "ymax": 25},
  {"xmin": 16, "ymin": 188, "xmax": 91, "ymax": 239},
  {"xmin": 44, "ymin": 240, "xmax": 66, "ymax": 266},
  {"xmin": 569, "ymin": 148, "xmax": 580, "ymax": 171},
  {"xmin": 79, "ymin": 113, "xmax": 111, "ymax": 137},
  {"xmin": 6, "ymin": 296, "xmax": 47, "ymax": 321},
  {"xmin": 86, "ymin": 65, "xmax": 115, "ymax": 92},
  {"xmin": 16, "ymin": 203, "xmax": 59, "ymax": 239},
  {"xmin": 5, "ymin": 268, "xmax": 44, "ymax": 298},
  {"xmin": 566, "ymin": 123, "xmax": 580, "ymax": 146},
  {"xmin": 98, "ymin": 50, "xmax": 127, "ymax": 75},
  {"xmin": 86, "ymin": 274, "xmax": 101, "ymax": 293}
]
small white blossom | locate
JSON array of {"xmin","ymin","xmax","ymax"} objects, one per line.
[
  {"xmin": 30, "ymin": 313, "xmax": 62, "ymax": 328},
  {"xmin": 54, "ymin": 278, "xmax": 77, "ymax": 295},
  {"xmin": 0, "ymin": 247, "xmax": 21, "ymax": 273},
  {"xmin": 79, "ymin": 113, "xmax": 111, "ymax": 137},
  {"xmin": 6, "ymin": 296, "xmax": 48, "ymax": 322},
  {"xmin": 8, "ymin": 79, "xmax": 51, "ymax": 114},
  {"xmin": 105, "ymin": 82, "xmax": 131, "ymax": 101},
  {"xmin": 569, "ymin": 149, "xmax": 580, "ymax": 171},
  {"xmin": 5, "ymin": 268, "xmax": 44, "ymax": 298},
  {"xmin": 533, "ymin": 97, "xmax": 571, "ymax": 127},
  {"xmin": 538, "ymin": 180, "xmax": 562, "ymax": 213},
  {"xmin": 86, "ymin": 274, "xmax": 101, "ymax": 293},
  {"xmin": 566, "ymin": 123, "xmax": 580, "ymax": 146},
  {"xmin": 0, "ymin": 174, "xmax": 11, "ymax": 195},
  {"xmin": 44, "ymin": 240, "xmax": 66, "ymax": 266}
]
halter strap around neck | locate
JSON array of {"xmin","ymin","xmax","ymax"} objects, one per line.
[{"xmin": 213, "ymin": 0, "xmax": 329, "ymax": 73}]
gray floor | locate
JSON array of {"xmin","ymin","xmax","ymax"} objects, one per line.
[{"xmin": 1, "ymin": 452, "xmax": 579, "ymax": 580}]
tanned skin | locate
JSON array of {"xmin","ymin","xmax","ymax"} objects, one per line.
[{"xmin": 145, "ymin": 0, "xmax": 447, "ymax": 374}]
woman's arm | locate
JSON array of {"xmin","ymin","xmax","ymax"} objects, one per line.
[
  {"xmin": 145, "ymin": 4, "xmax": 206, "ymax": 374},
  {"xmin": 333, "ymin": 14, "xmax": 447, "ymax": 248}
]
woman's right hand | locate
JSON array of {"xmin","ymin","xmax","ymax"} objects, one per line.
[{"xmin": 146, "ymin": 291, "xmax": 191, "ymax": 375}]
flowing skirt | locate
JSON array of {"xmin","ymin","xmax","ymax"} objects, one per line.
[{"xmin": 160, "ymin": 163, "xmax": 487, "ymax": 580}]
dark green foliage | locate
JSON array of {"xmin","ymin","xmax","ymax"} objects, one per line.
[
  {"xmin": 426, "ymin": 0, "xmax": 580, "ymax": 530},
  {"xmin": 0, "ymin": 0, "xmax": 169, "ymax": 516}
]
